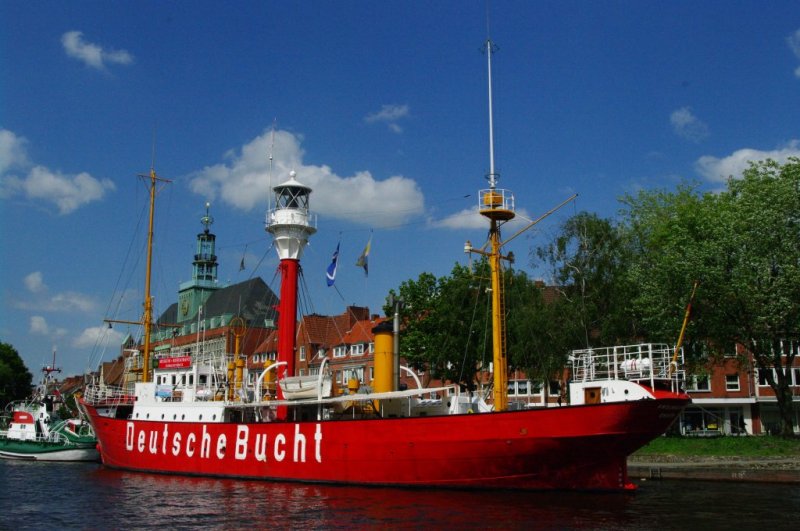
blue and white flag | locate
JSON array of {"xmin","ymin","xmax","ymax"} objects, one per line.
[{"xmin": 326, "ymin": 243, "xmax": 340, "ymax": 287}]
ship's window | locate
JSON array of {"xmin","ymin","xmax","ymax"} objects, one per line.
[
  {"xmin": 213, "ymin": 414, "xmax": 217, "ymax": 420},
  {"xmin": 181, "ymin": 414, "xmax": 185, "ymax": 420},
  {"xmin": 161, "ymin": 414, "xmax": 164, "ymax": 419},
  {"xmin": 199, "ymin": 415, "xmax": 203, "ymax": 420},
  {"xmin": 146, "ymin": 414, "xmax": 150, "ymax": 419},
  {"xmin": 173, "ymin": 414, "xmax": 177, "ymax": 420}
]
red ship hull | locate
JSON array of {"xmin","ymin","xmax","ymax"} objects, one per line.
[{"xmin": 82, "ymin": 396, "xmax": 687, "ymax": 490}]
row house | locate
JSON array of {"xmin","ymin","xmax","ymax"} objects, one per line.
[
  {"xmin": 682, "ymin": 341, "xmax": 800, "ymax": 436},
  {"xmin": 249, "ymin": 306, "xmax": 395, "ymax": 396}
]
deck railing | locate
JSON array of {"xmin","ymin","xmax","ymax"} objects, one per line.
[{"xmin": 569, "ymin": 343, "xmax": 685, "ymax": 391}]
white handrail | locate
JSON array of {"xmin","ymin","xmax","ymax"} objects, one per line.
[
  {"xmin": 255, "ymin": 361, "xmax": 287, "ymax": 398},
  {"xmin": 400, "ymin": 365, "xmax": 422, "ymax": 390}
]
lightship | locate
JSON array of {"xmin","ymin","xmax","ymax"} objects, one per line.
[{"xmin": 81, "ymin": 38, "xmax": 689, "ymax": 490}]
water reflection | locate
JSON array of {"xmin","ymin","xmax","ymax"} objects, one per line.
[{"xmin": 2, "ymin": 460, "xmax": 797, "ymax": 530}]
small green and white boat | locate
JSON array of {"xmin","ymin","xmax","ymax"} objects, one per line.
[{"xmin": 0, "ymin": 361, "xmax": 98, "ymax": 462}]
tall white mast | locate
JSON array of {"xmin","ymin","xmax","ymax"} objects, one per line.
[{"xmin": 486, "ymin": 38, "xmax": 499, "ymax": 189}]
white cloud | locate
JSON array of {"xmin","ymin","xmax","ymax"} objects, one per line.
[
  {"xmin": 73, "ymin": 326, "xmax": 125, "ymax": 349},
  {"xmin": 431, "ymin": 207, "xmax": 535, "ymax": 231},
  {"xmin": 695, "ymin": 140, "xmax": 800, "ymax": 184},
  {"xmin": 14, "ymin": 291, "xmax": 97, "ymax": 313},
  {"xmin": 24, "ymin": 271, "xmax": 47, "ymax": 293},
  {"xmin": 788, "ymin": 29, "xmax": 800, "ymax": 78},
  {"xmin": 49, "ymin": 292, "xmax": 97, "ymax": 313},
  {"xmin": 30, "ymin": 316, "xmax": 49, "ymax": 335},
  {"xmin": 0, "ymin": 129, "xmax": 29, "ymax": 174},
  {"xmin": 432, "ymin": 208, "xmax": 487, "ymax": 230},
  {"xmin": 61, "ymin": 31, "xmax": 134, "ymax": 70},
  {"xmin": 670, "ymin": 107, "xmax": 709, "ymax": 143},
  {"xmin": 0, "ymin": 128, "xmax": 115, "ymax": 214},
  {"xmin": 188, "ymin": 129, "xmax": 425, "ymax": 228},
  {"xmin": 364, "ymin": 104, "xmax": 410, "ymax": 133}
]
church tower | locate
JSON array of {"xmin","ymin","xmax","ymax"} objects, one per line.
[{"xmin": 177, "ymin": 202, "xmax": 220, "ymax": 322}]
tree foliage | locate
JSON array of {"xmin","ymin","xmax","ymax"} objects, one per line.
[
  {"xmin": 386, "ymin": 263, "xmax": 489, "ymax": 391},
  {"xmin": 535, "ymin": 211, "xmax": 639, "ymax": 346},
  {"xmin": 621, "ymin": 159, "xmax": 800, "ymax": 436},
  {"xmin": 386, "ymin": 259, "xmax": 572, "ymax": 391},
  {"xmin": 0, "ymin": 341, "xmax": 34, "ymax": 408}
]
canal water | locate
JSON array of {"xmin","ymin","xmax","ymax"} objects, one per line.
[{"xmin": 1, "ymin": 460, "xmax": 797, "ymax": 530}]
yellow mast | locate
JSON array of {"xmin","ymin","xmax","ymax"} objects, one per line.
[
  {"xmin": 104, "ymin": 166, "xmax": 170, "ymax": 384},
  {"xmin": 670, "ymin": 280, "xmax": 699, "ymax": 377},
  {"xmin": 139, "ymin": 168, "xmax": 157, "ymax": 382},
  {"xmin": 464, "ymin": 38, "xmax": 577, "ymax": 411}
]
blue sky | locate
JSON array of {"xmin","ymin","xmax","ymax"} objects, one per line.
[{"xmin": 2, "ymin": 1, "xmax": 799, "ymax": 377}]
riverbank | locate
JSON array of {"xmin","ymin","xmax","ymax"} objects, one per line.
[{"xmin": 629, "ymin": 436, "xmax": 800, "ymax": 483}]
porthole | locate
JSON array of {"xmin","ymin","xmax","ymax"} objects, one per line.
[
  {"xmin": 181, "ymin": 414, "xmax": 185, "ymax": 420},
  {"xmin": 146, "ymin": 413, "xmax": 150, "ymax": 419},
  {"xmin": 161, "ymin": 414, "xmax": 165, "ymax": 420},
  {"xmin": 213, "ymin": 414, "xmax": 217, "ymax": 420},
  {"xmin": 173, "ymin": 414, "xmax": 177, "ymax": 420},
  {"xmin": 199, "ymin": 415, "xmax": 203, "ymax": 420}
]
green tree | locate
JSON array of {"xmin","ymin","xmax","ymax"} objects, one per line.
[
  {"xmin": 387, "ymin": 260, "xmax": 573, "ymax": 395},
  {"xmin": 622, "ymin": 183, "xmax": 713, "ymax": 342},
  {"xmin": 0, "ymin": 341, "xmax": 34, "ymax": 408},
  {"xmin": 386, "ymin": 263, "xmax": 491, "ymax": 391},
  {"xmin": 505, "ymin": 273, "xmax": 575, "ymax": 395},
  {"xmin": 623, "ymin": 159, "xmax": 800, "ymax": 436},
  {"xmin": 534, "ymin": 212, "xmax": 639, "ymax": 346}
]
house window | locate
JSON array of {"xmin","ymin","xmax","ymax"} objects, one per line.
[
  {"xmin": 780, "ymin": 340, "xmax": 798, "ymax": 357},
  {"xmin": 369, "ymin": 367, "xmax": 374, "ymax": 381},
  {"xmin": 687, "ymin": 375, "xmax": 710, "ymax": 392},
  {"xmin": 333, "ymin": 346, "xmax": 346, "ymax": 359},
  {"xmin": 757, "ymin": 369, "xmax": 775, "ymax": 386},
  {"xmin": 253, "ymin": 354, "xmax": 260, "ymax": 363},
  {"xmin": 509, "ymin": 380, "xmax": 530, "ymax": 396},
  {"xmin": 726, "ymin": 374, "xmax": 740, "ymax": 392},
  {"xmin": 350, "ymin": 344, "xmax": 365, "ymax": 357},
  {"xmin": 299, "ymin": 369, "xmax": 306, "ymax": 376},
  {"xmin": 299, "ymin": 346, "xmax": 306, "ymax": 361},
  {"xmin": 793, "ymin": 368, "xmax": 800, "ymax": 387},
  {"xmin": 368, "ymin": 342, "xmax": 375, "ymax": 353}
]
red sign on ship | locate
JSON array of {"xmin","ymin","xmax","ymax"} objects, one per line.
[{"xmin": 158, "ymin": 356, "xmax": 191, "ymax": 369}]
